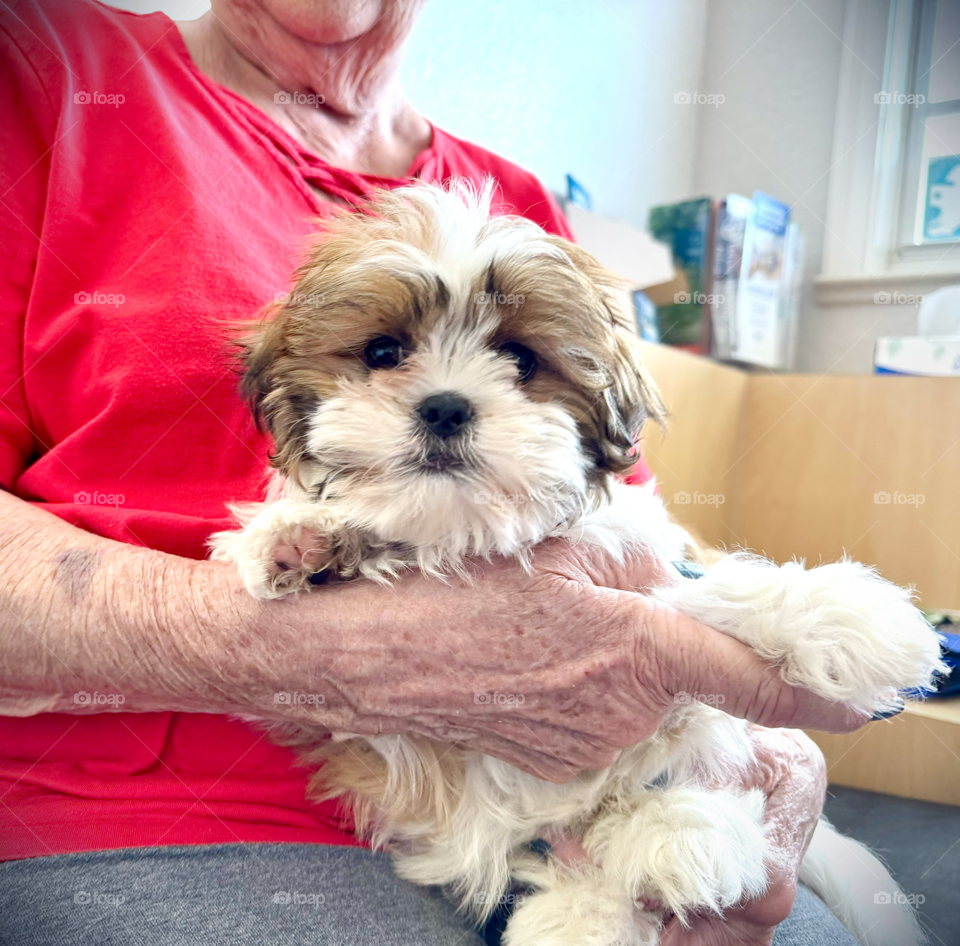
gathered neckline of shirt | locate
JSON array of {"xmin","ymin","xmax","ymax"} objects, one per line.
[{"xmin": 160, "ymin": 13, "xmax": 441, "ymax": 209}]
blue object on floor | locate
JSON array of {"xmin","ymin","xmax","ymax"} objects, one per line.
[
  {"xmin": 905, "ymin": 627, "xmax": 960, "ymax": 699},
  {"xmin": 933, "ymin": 629, "xmax": 960, "ymax": 696}
]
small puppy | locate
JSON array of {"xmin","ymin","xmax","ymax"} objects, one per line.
[{"xmin": 212, "ymin": 182, "xmax": 943, "ymax": 946}]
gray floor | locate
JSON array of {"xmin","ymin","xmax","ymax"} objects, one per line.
[{"xmin": 824, "ymin": 786, "xmax": 960, "ymax": 946}]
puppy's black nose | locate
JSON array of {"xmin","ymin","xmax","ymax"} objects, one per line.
[{"xmin": 418, "ymin": 392, "xmax": 473, "ymax": 439}]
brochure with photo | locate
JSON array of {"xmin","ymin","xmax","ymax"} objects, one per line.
[{"xmin": 733, "ymin": 192, "xmax": 790, "ymax": 368}]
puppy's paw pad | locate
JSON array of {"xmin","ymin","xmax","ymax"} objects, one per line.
[
  {"xmin": 271, "ymin": 526, "xmax": 332, "ymax": 575},
  {"xmin": 238, "ymin": 524, "xmax": 336, "ymax": 599}
]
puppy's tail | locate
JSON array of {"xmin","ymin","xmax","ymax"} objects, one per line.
[{"xmin": 799, "ymin": 819, "xmax": 926, "ymax": 946}]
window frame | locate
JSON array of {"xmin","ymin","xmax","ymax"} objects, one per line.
[
  {"xmin": 897, "ymin": 0, "xmax": 960, "ymax": 257},
  {"xmin": 816, "ymin": 0, "xmax": 960, "ymax": 306}
]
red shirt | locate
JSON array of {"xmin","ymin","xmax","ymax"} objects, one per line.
[{"xmin": 0, "ymin": 0, "xmax": 647, "ymax": 861}]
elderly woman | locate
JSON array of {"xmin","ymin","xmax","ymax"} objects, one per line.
[{"xmin": 0, "ymin": 0, "xmax": 869, "ymax": 943}]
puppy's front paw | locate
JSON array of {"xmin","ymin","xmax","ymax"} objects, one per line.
[
  {"xmin": 252, "ymin": 522, "xmax": 334, "ymax": 598},
  {"xmin": 224, "ymin": 523, "xmax": 331, "ymax": 599},
  {"xmin": 585, "ymin": 787, "xmax": 768, "ymax": 925},
  {"xmin": 209, "ymin": 500, "xmax": 340, "ymax": 599},
  {"xmin": 656, "ymin": 555, "xmax": 947, "ymax": 714}
]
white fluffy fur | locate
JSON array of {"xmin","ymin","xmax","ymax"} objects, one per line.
[{"xmin": 211, "ymin": 182, "xmax": 945, "ymax": 945}]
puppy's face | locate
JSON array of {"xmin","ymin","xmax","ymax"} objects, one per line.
[{"xmin": 240, "ymin": 183, "xmax": 663, "ymax": 558}]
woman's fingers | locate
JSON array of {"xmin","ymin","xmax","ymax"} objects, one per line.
[
  {"xmin": 659, "ymin": 913, "xmax": 777, "ymax": 946},
  {"xmin": 542, "ymin": 544, "xmax": 870, "ymax": 737},
  {"xmin": 426, "ymin": 720, "xmax": 621, "ymax": 782},
  {"xmin": 467, "ymin": 737, "xmax": 611, "ymax": 782},
  {"xmin": 475, "ymin": 717, "xmax": 623, "ymax": 774}
]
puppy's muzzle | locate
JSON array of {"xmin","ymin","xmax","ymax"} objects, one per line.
[{"xmin": 417, "ymin": 392, "xmax": 474, "ymax": 439}]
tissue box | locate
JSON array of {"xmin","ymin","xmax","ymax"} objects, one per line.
[{"xmin": 874, "ymin": 336, "xmax": 960, "ymax": 376}]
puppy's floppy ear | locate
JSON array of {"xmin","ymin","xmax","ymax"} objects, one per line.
[
  {"xmin": 235, "ymin": 304, "xmax": 285, "ymax": 429},
  {"xmin": 232, "ymin": 305, "xmax": 320, "ymax": 485},
  {"xmin": 593, "ymin": 315, "xmax": 667, "ymax": 475},
  {"xmin": 548, "ymin": 238, "xmax": 666, "ymax": 475}
]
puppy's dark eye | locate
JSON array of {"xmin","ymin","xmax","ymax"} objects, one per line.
[
  {"xmin": 498, "ymin": 342, "xmax": 538, "ymax": 383},
  {"xmin": 364, "ymin": 336, "xmax": 404, "ymax": 369}
]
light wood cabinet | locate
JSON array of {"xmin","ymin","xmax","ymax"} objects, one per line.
[{"xmin": 638, "ymin": 342, "xmax": 960, "ymax": 805}]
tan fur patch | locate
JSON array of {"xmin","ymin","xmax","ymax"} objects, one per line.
[{"xmin": 306, "ymin": 737, "xmax": 467, "ymax": 840}]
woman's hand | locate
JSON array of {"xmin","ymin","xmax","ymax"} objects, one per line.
[
  {"xmin": 221, "ymin": 537, "xmax": 867, "ymax": 781},
  {"xmin": 659, "ymin": 727, "xmax": 828, "ymax": 945}
]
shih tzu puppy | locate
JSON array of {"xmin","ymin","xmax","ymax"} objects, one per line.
[{"xmin": 211, "ymin": 182, "xmax": 943, "ymax": 946}]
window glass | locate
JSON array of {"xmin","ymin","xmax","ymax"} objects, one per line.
[{"xmin": 929, "ymin": 0, "xmax": 960, "ymax": 104}]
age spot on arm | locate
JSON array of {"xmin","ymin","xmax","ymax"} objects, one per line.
[{"xmin": 53, "ymin": 548, "xmax": 103, "ymax": 605}]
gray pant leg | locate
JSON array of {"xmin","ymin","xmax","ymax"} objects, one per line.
[
  {"xmin": 773, "ymin": 884, "xmax": 861, "ymax": 946},
  {"xmin": 0, "ymin": 843, "xmax": 485, "ymax": 946},
  {"xmin": 0, "ymin": 845, "xmax": 866, "ymax": 946}
]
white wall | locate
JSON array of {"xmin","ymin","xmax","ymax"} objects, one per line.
[
  {"xmin": 400, "ymin": 0, "xmax": 707, "ymax": 229},
  {"xmin": 691, "ymin": 0, "xmax": 858, "ymax": 372}
]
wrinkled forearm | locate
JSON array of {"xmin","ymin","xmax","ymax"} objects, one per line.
[{"xmin": 0, "ymin": 489, "xmax": 259, "ymax": 716}]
